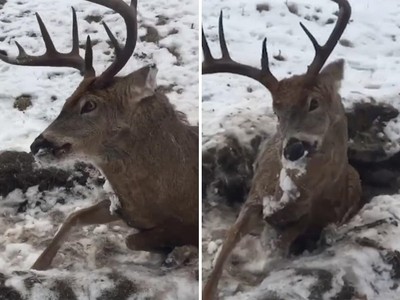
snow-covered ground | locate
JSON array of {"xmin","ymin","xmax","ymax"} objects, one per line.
[
  {"xmin": 0, "ymin": 0, "xmax": 198, "ymax": 299},
  {"xmin": 202, "ymin": 0, "xmax": 400, "ymax": 299}
]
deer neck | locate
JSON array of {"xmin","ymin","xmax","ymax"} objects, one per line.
[{"xmin": 95, "ymin": 94, "xmax": 189, "ymax": 192}]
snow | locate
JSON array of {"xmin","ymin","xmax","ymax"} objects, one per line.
[
  {"xmin": 0, "ymin": 0, "xmax": 198, "ymax": 298},
  {"xmin": 263, "ymin": 154, "xmax": 305, "ymax": 217},
  {"xmin": 263, "ymin": 168, "xmax": 299, "ymax": 217},
  {"xmin": 278, "ymin": 166, "xmax": 299, "ymax": 201},
  {"xmin": 207, "ymin": 241, "xmax": 218, "ymax": 255},
  {"xmin": 103, "ymin": 180, "xmax": 120, "ymax": 214},
  {"xmin": 203, "ymin": 0, "xmax": 400, "ymax": 298},
  {"xmin": 281, "ymin": 154, "xmax": 307, "ymax": 175}
]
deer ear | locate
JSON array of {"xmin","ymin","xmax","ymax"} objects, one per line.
[
  {"xmin": 122, "ymin": 64, "xmax": 158, "ymax": 101},
  {"xmin": 142, "ymin": 64, "xmax": 158, "ymax": 91},
  {"xmin": 319, "ymin": 59, "xmax": 344, "ymax": 89}
]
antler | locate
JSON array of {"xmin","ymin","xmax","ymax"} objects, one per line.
[
  {"xmin": 0, "ymin": 8, "xmax": 94, "ymax": 77},
  {"xmin": 89, "ymin": 0, "xmax": 137, "ymax": 88},
  {"xmin": 202, "ymin": 11, "xmax": 279, "ymax": 92},
  {"xmin": 0, "ymin": 0, "xmax": 138, "ymax": 88},
  {"xmin": 203, "ymin": 0, "xmax": 351, "ymax": 90},
  {"xmin": 300, "ymin": 0, "xmax": 351, "ymax": 81}
]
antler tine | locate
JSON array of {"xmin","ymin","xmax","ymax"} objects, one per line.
[
  {"xmin": 261, "ymin": 38, "xmax": 277, "ymax": 83},
  {"xmin": 86, "ymin": 0, "xmax": 137, "ymax": 88},
  {"xmin": 35, "ymin": 13, "xmax": 57, "ymax": 54},
  {"xmin": 71, "ymin": 7, "xmax": 80, "ymax": 55},
  {"xmin": 14, "ymin": 41, "xmax": 28, "ymax": 57},
  {"xmin": 102, "ymin": 21, "xmax": 122, "ymax": 58},
  {"xmin": 202, "ymin": 28, "xmax": 213, "ymax": 62},
  {"xmin": 84, "ymin": 36, "xmax": 95, "ymax": 77},
  {"xmin": 202, "ymin": 10, "xmax": 278, "ymax": 92},
  {"xmin": 218, "ymin": 11, "xmax": 230, "ymax": 60},
  {"xmin": 301, "ymin": 0, "xmax": 351, "ymax": 79},
  {"xmin": 0, "ymin": 8, "xmax": 90, "ymax": 75}
]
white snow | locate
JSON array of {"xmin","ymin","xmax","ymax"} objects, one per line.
[
  {"xmin": 207, "ymin": 241, "xmax": 218, "ymax": 255},
  {"xmin": 281, "ymin": 154, "xmax": 307, "ymax": 175},
  {"xmin": 262, "ymin": 168, "xmax": 300, "ymax": 218},
  {"xmin": 279, "ymin": 164, "xmax": 300, "ymax": 200},
  {"xmin": 263, "ymin": 155, "xmax": 305, "ymax": 217},
  {"xmin": 0, "ymin": 0, "xmax": 198, "ymax": 298},
  {"xmin": 103, "ymin": 180, "xmax": 120, "ymax": 214}
]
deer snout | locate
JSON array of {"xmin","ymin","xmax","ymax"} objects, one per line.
[
  {"xmin": 30, "ymin": 134, "xmax": 72, "ymax": 159},
  {"xmin": 30, "ymin": 134, "xmax": 55, "ymax": 155},
  {"xmin": 283, "ymin": 138, "xmax": 315, "ymax": 161}
]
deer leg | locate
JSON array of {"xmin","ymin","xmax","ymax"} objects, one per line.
[
  {"xmin": 276, "ymin": 216, "xmax": 310, "ymax": 256},
  {"xmin": 203, "ymin": 202, "xmax": 262, "ymax": 300},
  {"xmin": 125, "ymin": 222, "xmax": 197, "ymax": 253},
  {"xmin": 31, "ymin": 199, "xmax": 119, "ymax": 270},
  {"xmin": 340, "ymin": 165, "xmax": 362, "ymax": 224}
]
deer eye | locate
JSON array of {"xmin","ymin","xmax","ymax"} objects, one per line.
[
  {"xmin": 308, "ymin": 98, "xmax": 319, "ymax": 112},
  {"xmin": 81, "ymin": 100, "xmax": 97, "ymax": 114}
]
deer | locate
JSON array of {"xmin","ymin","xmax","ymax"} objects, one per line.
[
  {"xmin": 202, "ymin": 0, "xmax": 361, "ymax": 298},
  {"xmin": 0, "ymin": 0, "xmax": 198, "ymax": 271}
]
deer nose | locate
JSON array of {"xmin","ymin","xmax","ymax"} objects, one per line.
[
  {"xmin": 283, "ymin": 138, "xmax": 306, "ymax": 161},
  {"xmin": 30, "ymin": 134, "xmax": 55, "ymax": 155}
]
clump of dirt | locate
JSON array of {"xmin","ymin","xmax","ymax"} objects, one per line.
[
  {"xmin": 140, "ymin": 25, "xmax": 161, "ymax": 43},
  {"xmin": 0, "ymin": 151, "xmax": 104, "ymax": 200},
  {"xmin": 84, "ymin": 15, "xmax": 102, "ymax": 24},
  {"xmin": 256, "ymin": 3, "xmax": 270, "ymax": 13},
  {"xmin": 13, "ymin": 94, "xmax": 32, "ymax": 111}
]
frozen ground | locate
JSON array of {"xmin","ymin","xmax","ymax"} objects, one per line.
[
  {"xmin": 0, "ymin": 0, "xmax": 198, "ymax": 299},
  {"xmin": 202, "ymin": 0, "xmax": 400, "ymax": 299}
]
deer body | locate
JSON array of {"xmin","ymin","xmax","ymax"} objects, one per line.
[
  {"xmin": 95, "ymin": 91, "xmax": 199, "ymax": 238},
  {"xmin": 251, "ymin": 74, "xmax": 360, "ymax": 248},
  {"xmin": 202, "ymin": 0, "xmax": 361, "ymax": 298},
  {"xmin": 1, "ymin": 0, "xmax": 198, "ymax": 270}
]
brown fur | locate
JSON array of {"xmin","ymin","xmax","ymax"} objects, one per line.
[{"xmin": 30, "ymin": 66, "xmax": 198, "ymax": 270}]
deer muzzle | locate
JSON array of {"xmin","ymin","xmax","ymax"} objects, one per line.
[
  {"xmin": 30, "ymin": 134, "xmax": 72, "ymax": 159},
  {"xmin": 283, "ymin": 137, "xmax": 315, "ymax": 162}
]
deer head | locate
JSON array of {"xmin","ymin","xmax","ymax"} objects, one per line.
[
  {"xmin": 203, "ymin": 0, "xmax": 351, "ymax": 183},
  {"xmin": 0, "ymin": 0, "xmax": 159, "ymax": 166}
]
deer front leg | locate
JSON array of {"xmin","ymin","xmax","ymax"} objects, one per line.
[
  {"xmin": 339, "ymin": 165, "xmax": 362, "ymax": 224},
  {"xmin": 203, "ymin": 201, "xmax": 262, "ymax": 300},
  {"xmin": 31, "ymin": 199, "xmax": 119, "ymax": 270},
  {"xmin": 276, "ymin": 215, "xmax": 310, "ymax": 256}
]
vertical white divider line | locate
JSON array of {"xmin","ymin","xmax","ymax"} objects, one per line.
[{"xmin": 198, "ymin": 0, "xmax": 203, "ymax": 297}]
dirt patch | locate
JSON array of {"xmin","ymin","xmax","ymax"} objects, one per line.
[
  {"xmin": 84, "ymin": 15, "xmax": 102, "ymax": 24},
  {"xmin": 140, "ymin": 25, "xmax": 161, "ymax": 43},
  {"xmin": 0, "ymin": 151, "xmax": 104, "ymax": 201},
  {"xmin": 13, "ymin": 94, "xmax": 32, "ymax": 111},
  {"xmin": 256, "ymin": 3, "xmax": 270, "ymax": 13}
]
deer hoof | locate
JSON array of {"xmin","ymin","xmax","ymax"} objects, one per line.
[{"xmin": 31, "ymin": 257, "xmax": 52, "ymax": 271}]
